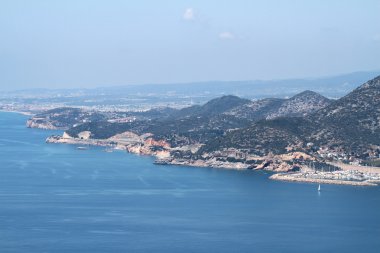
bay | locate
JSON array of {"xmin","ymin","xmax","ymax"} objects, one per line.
[{"xmin": 0, "ymin": 111, "xmax": 379, "ymax": 253}]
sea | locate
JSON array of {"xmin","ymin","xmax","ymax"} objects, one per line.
[{"xmin": 0, "ymin": 111, "xmax": 379, "ymax": 253}]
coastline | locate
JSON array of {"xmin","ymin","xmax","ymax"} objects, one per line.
[
  {"xmin": 154, "ymin": 158, "xmax": 249, "ymax": 170},
  {"xmin": 46, "ymin": 134, "xmax": 380, "ymax": 187}
]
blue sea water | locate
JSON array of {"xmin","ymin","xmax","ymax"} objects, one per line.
[{"xmin": 0, "ymin": 111, "xmax": 379, "ymax": 253}]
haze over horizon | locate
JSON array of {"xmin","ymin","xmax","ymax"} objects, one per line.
[{"xmin": 1, "ymin": 0, "xmax": 380, "ymax": 90}]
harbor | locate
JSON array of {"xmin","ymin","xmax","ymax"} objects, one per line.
[{"xmin": 270, "ymin": 169, "xmax": 380, "ymax": 186}]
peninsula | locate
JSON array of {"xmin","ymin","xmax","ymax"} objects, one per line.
[{"xmin": 38, "ymin": 76, "xmax": 380, "ymax": 186}]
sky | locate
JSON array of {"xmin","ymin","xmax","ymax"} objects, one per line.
[{"xmin": 0, "ymin": 0, "xmax": 380, "ymax": 90}]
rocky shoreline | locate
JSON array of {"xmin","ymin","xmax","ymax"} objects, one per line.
[
  {"xmin": 154, "ymin": 158, "xmax": 249, "ymax": 170},
  {"xmin": 46, "ymin": 135, "xmax": 116, "ymax": 147},
  {"xmin": 159, "ymin": 159, "xmax": 380, "ymax": 186},
  {"xmin": 27, "ymin": 119, "xmax": 63, "ymax": 130},
  {"xmin": 46, "ymin": 133, "xmax": 380, "ymax": 187}
]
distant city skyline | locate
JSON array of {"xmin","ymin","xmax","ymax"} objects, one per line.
[{"xmin": 1, "ymin": 0, "xmax": 380, "ymax": 90}]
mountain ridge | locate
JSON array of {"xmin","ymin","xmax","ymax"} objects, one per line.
[
  {"xmin": 225, "ymin": 90, "xmax": 331, "ymax": 121},
  {"xmin": 200, "ymin": 75, "xmax": 380, "ymax": 159}
]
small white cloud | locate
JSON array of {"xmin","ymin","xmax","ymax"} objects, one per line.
[
  {"xmin": 183, "ymin": 8, "xmax": 194, "ymax": 20},
  {"xmin": 219, "ymin": 32, "xmax": 235, "ymax": 40}
]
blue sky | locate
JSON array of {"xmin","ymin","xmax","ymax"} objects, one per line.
[{"xmin": 0, "ymin": 0, "xmax": 380, "ymax": 90}]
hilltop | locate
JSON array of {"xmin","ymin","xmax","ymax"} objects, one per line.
[{"xmin": 225, "ymin": 90, "xmax": 331, "ymax": 120}]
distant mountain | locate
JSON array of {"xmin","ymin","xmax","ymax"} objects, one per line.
[
  {"xmin": 93, "ymin": 71, "xmax": 379, "ymax": 99},
  {"xmin": 4, "ymin": 71, "xmax": 379, "ymax": 102},
  {"xmin": 225, "ymin": 90, "xmax": 331, "ymax": 121}
]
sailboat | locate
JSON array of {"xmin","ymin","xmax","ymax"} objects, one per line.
[{"xmin": 318, "ymin": 184, "xmax": 321, "ymax": 191}]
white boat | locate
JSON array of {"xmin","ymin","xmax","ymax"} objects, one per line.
[{"xmin": 318, "ymin": 184, "xmax": 321, "ymax": 191}]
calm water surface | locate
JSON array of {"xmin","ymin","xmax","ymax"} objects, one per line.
[{"xmin": 0, "ymin": 112, "xmax": 379, "ymax": 253}]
